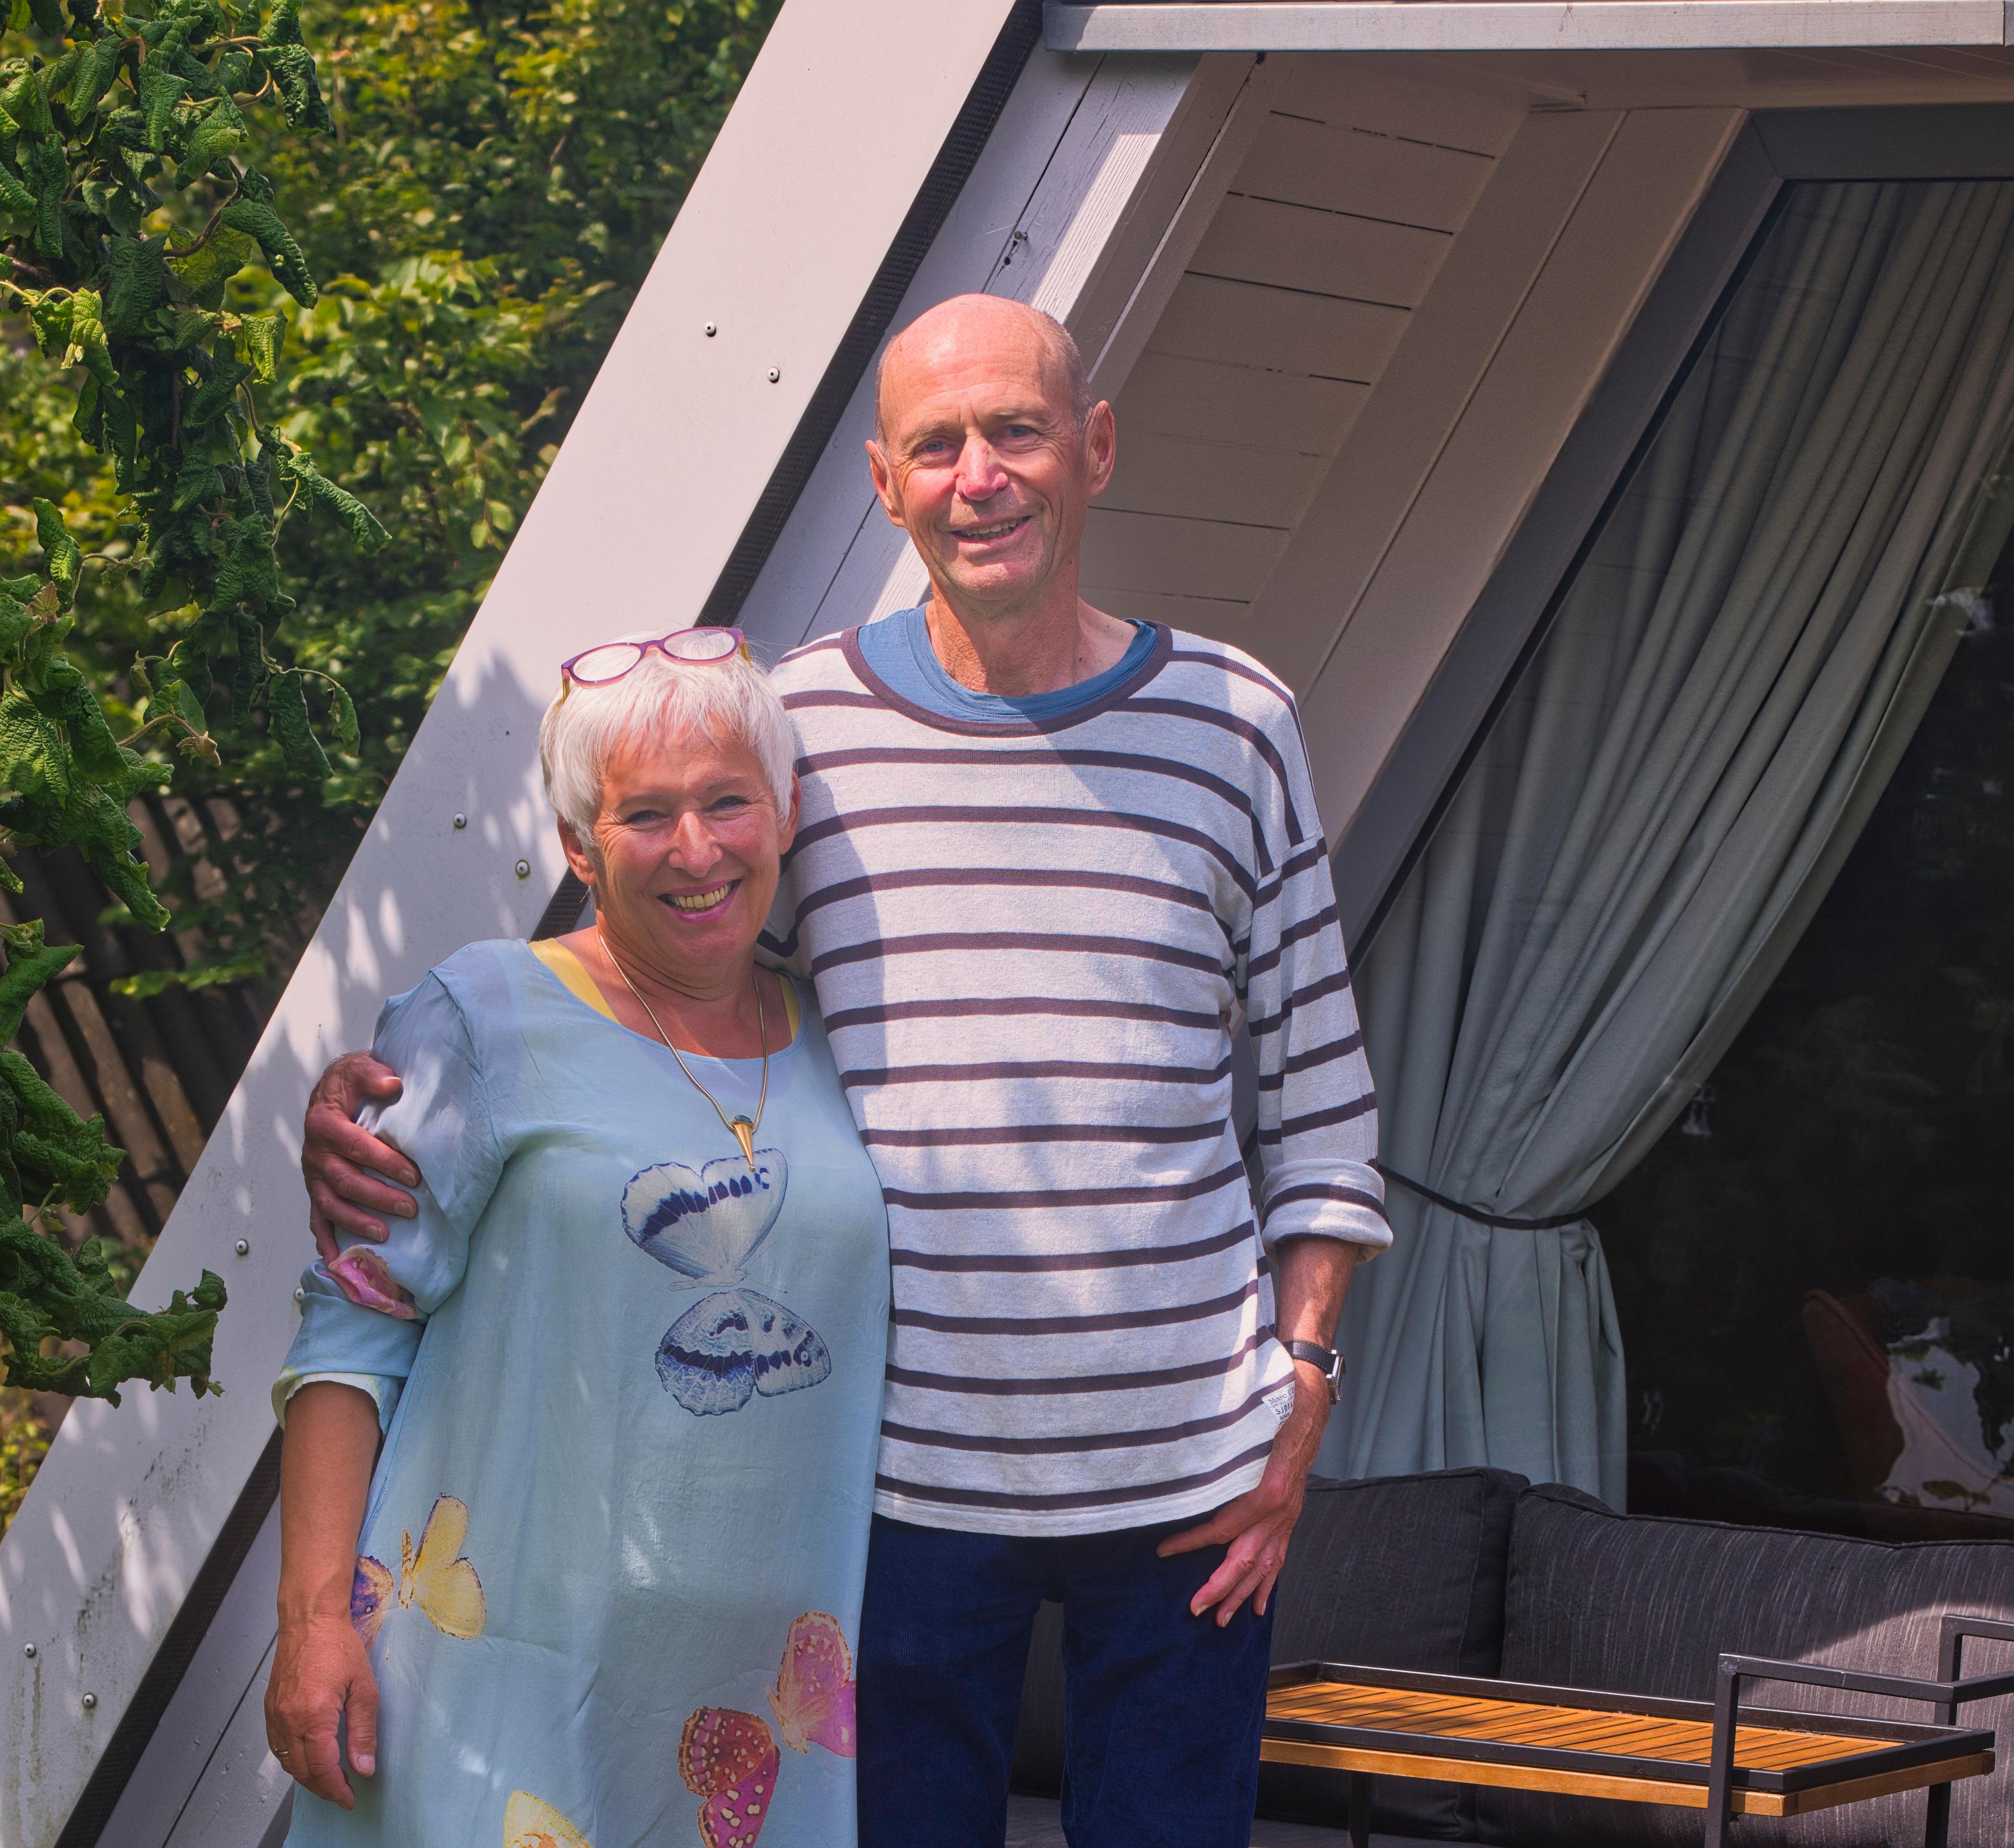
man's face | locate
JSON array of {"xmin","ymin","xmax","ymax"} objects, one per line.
[{"xmin": 867, "ymin": 310, "xmax": 1114, "ymax": 613}]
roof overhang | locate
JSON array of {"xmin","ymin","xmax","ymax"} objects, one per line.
[{"xmin": 1045, "ymin": 0, "xmax": 2014, "ymax": 52}]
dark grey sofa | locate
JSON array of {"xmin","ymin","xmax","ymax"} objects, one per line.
[{"xmin": 1010, "ymin": 1469, "xmax": 2014, "ymax": 1846}]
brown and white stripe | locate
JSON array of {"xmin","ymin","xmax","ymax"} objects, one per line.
[{"xmin": 765, "ymin": 624, "xmax": 1387, "ymax": 1537}]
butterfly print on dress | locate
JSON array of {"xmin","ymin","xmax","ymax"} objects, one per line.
[
  {"xmin": 325, "ymin": 1244, "xmax": 417, "ymax": 1319},
  {"xmin": 350, "ymin": 1493, "xmax": 485, "ymax": 1645},
  {"xmin": 679, "ymin": 1707, "xmax": 777, "ymax": 1848},
  {"xmin": 620, "ymin": 1150, "xmax": 831, "ymax": 1417},
  {"xmin": 678, "ymin": 1613, "xmax": 858, "ymax": 1846},
  {"xmin": 502, "ymin": 1789, "xmax": 592, "ymax": 1848}
]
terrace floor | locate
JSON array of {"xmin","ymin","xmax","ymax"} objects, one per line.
[{"xmin": 1004, "ymin": 1795, "xmax": 1435, "ymax": 1846}]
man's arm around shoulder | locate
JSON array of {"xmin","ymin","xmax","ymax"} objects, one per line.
[{"xmin": 303, "ymin": 1055, "xmax": 419, "ymax": 1257}]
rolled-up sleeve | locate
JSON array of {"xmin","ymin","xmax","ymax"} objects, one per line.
[
  {"xmin": 275, "ymin": 971, "xmax": 505, "ymax": 1431},
  {"xmin": 1239, "ymin": 704, "xmax": 1389, "ymax": 1256}
]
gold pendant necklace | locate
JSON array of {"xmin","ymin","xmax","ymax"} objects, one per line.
[{"xmin": 596, "ymin": 927, "xmax": 768, "ymax": 1168}]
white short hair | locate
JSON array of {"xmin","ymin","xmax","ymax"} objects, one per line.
[{"xmin": 538, "ymin": 633, "xmax": 797, "ymax": 842}]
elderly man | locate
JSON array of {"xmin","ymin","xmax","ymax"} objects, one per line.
[{"xmin": 301, "ymin": 294, "xmax": 1387, "ymax": 1847}]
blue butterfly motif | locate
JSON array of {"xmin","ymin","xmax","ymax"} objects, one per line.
[
  {"xmin": 622, "ymin": 1150, "xmax": 786, "ymax": 1284},
  {"xmin": 619, "ymin": 1149, "xmax": 831, "ymax": 1416},
  {"xmin": 656, "ymin": 1289, "xmax": 832, "ymax": 1415}
]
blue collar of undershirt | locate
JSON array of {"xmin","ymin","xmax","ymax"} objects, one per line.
[{"xmin": 855, "ymin": 605, "xmax": 1157, "ymax": 723}]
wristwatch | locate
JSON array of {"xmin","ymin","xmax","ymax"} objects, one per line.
[{"xmin": 1285, "ymin": 1339, "xmax": 1346, "ymax": 1404}]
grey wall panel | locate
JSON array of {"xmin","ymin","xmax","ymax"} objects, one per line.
[{"xmin": 94, "ymin": 1506, "xmax": 283, "ymax": 1848}]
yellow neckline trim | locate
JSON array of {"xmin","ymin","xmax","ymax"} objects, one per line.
[{"xmin": 528, "ymin": 937, "xmax": 801, "ymax": 1041}]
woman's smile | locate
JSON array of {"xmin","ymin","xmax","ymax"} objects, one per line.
[{"xmin": 662, "ymin": 880, "xmax": 740, "ymax": 917}]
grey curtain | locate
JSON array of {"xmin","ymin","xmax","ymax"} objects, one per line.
[{"xmin": 1320, "ymin": 181, "xmax": 2014, "ymax": 1504}]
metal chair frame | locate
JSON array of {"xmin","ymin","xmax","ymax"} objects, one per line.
[{"xmin": 1705, "ymin": 1613, "xmax": 2014, "ymax": 1848}]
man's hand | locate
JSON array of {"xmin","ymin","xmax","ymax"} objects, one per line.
[
  {"xmin": 265, "ymin": 1611, "xmax": 379, "ymax": 1809},
  {"xmin": 1156, "ymin": 1373, "xmax": 1327, "ymax": 1626},
  {"xmin": 305, "ymin": 1052, "xmax": 419, "ymax": 1259},
  {"xmin": 1160, "ymin": 1236, "xmax": 1358, "ymax": 1625}
]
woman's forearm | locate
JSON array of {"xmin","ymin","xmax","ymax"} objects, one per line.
[
  {"xmin": 269, "ymin": 1381, "xmax": 384, "ymax": 1807},
  {"xmin": 278, "ymin": 1382, "xmax": 380, "ymax": 1622}
]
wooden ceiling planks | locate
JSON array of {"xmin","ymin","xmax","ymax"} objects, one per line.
[{"xmin": 1083, "ymin": 59, "xmax": 1516, "ymax": 646}]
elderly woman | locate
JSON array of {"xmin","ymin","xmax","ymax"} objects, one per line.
[{"xmin": 264, "ymin": 630, "xmax": 889, "ymax": 1848}]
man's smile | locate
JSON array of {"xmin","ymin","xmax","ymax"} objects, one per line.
[{"xmin": 951, "ymin": 514, "xmax": 1032, "ymax": 544}]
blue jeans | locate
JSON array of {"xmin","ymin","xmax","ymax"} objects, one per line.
[{"xmin": 857, "ymin": 1514, "xmax": 1273, "ymax": 1848}]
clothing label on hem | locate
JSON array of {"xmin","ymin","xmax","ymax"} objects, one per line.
[{"xmin": 1263, "ymin": 1379, "xmax": 1297, "ymax": 1427}]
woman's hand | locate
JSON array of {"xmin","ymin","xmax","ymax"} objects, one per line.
[
  {"xmin": 273, "ymin": 1382, "xmax": 384, "ymax": 1807},
  {"xmin": 265, "ymin": 1611, "xmax": 379, "ymax": 1808}
]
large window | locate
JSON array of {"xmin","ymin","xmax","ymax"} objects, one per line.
[
  {"xmin": 1333, "ymin": 177, "xmax": 2014, "ymax": 1516},
  {"xmin": 1606, "ymin": 524, "xmax": 2014, "ymax": 1539}
]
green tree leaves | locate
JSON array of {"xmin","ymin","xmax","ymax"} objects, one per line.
[
  {"xmin": 220, "ymin": 196, "xmax": 314, "ymax": 304},
  {"xmin": 0, "ymin": 0, "xmax": 374, "ymax": 1406},
  {"xmin": 0, "ymin": 921, "xmax": 223, "ymax": 1402},
  {"xmin": 0, "ymin": 516, "xmax": 175, "ymax": 928},
  {"xmin": 29, "ymin": 497, "xmax": 76, "ymax": 600},
  {"xmin": 0, "ymin": 0, "xmax": 778, "ymax": 1421},
  {"xmin": 3, "ymin": 0, "xmax": 363, "ymax": 777},
  {"xmin": 0, "ymin": 1220, "xmax": 224, "ymax": 1400},
  {"xmin": 279, "ymin": 445, "xmax": 384, "ymax": 550}
]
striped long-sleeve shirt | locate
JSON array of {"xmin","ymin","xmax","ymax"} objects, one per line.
[{"xmin": 765, "ymin": 622, "xmax": 1388, "ymax": 1536}]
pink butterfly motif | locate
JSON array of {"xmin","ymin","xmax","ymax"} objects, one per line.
[
  {"xmin": 679, "ymin": 1707, "xmax": 778, "ymax": 1848},
  {"xmin": 767, "ymin": 1611, "xmax": 856, "ymax": 1758},
  {"xmin": 326, "ymin": 1246, "xmax": 417, "ymax": 1319},
  {"xmin": 677, "ymin": 1614, "xmax": 858, "ymax": 1846}
]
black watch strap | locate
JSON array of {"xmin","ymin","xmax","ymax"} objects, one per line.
[{"xmin": 1285, "ymin": 1339, "xmax": 1345, "ymax": 1402}]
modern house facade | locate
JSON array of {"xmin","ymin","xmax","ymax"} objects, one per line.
[{"xmin": 7, "ymin": 3, "xmax": 2014, "ymax": 1842}]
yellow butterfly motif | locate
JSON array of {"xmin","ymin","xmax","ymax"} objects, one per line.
[
  {"xmin": 504, "ymin": 1790, "xmax": 593, "ymax": 1848},
  {"xmin": 397, "ymin": 1493, "xmax": 486, "ymax": 1640}
]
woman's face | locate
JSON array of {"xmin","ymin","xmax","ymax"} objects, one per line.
[{"xmin": 566, "ymin": 722, "xmax": 797, "ymax": 989}]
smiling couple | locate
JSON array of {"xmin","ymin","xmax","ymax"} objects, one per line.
[{"xmin": 263, "ymin": 294, "xmax": 1389, "ymax": 1848}]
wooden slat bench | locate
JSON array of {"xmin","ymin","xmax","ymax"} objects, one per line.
[{"xmin": 1263, "ymin": 1614, "xmax": 2014, "ymax": 1848}]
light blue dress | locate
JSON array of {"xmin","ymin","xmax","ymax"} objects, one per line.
[{"xmin": 276, "ymin": 938, "xmax": 890, "ymax": 1848}]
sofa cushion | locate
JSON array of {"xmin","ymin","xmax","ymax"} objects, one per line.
[
  {"xmin": 1269, "ymin": 1468, "xmax": 1528, "ymax": 1676},
  {"xmin": 1262, "ymin": 1467, "xmax": 1528, "ymax": 1840},
  {"xmin": 1480, "ymin": 1483, "xmax": 2014, "ymax": 1848}
]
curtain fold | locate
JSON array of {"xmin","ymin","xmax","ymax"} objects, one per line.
[{"xmin": 1321, "ymin": 181, "xmax": 2014, "ymax": 1503}]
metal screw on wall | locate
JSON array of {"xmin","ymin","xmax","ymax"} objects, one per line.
[
  {"xmin": 294, "ymin": 1287, "xmax": 306, "ymax": 1306},
  {"xmin": 22, "ymin": 1643, "xmax": 35, "ymax": 1659},
  {"xmin": 81, "ymin": 1693, "xmax": 96, "ymax": 1710},
  {"xmin": 767, "ymin": 368, "xmax": 781, "ymax": 383},
  {"xmin": 234, "ymin": 1240, "xmax": 250, "ymax": 1257},
  {"xmin": 704, "ymin": 323, "xmax": 717, "ymax": 337},
  {"xmin": 515, "ymin": 860, "xmax": 532, "ymax": 879},
  {"xmin": 453, "ymin": 814, "xmax": 468, "ymax": 830}
]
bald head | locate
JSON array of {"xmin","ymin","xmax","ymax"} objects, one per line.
[
  {"xmin": 864, "ymin": 292, "xmax": 1116, "ymax": 622},
  {"xmin": 875, "ymin": 295, "xmax": 1091, "ymax": 442}
]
